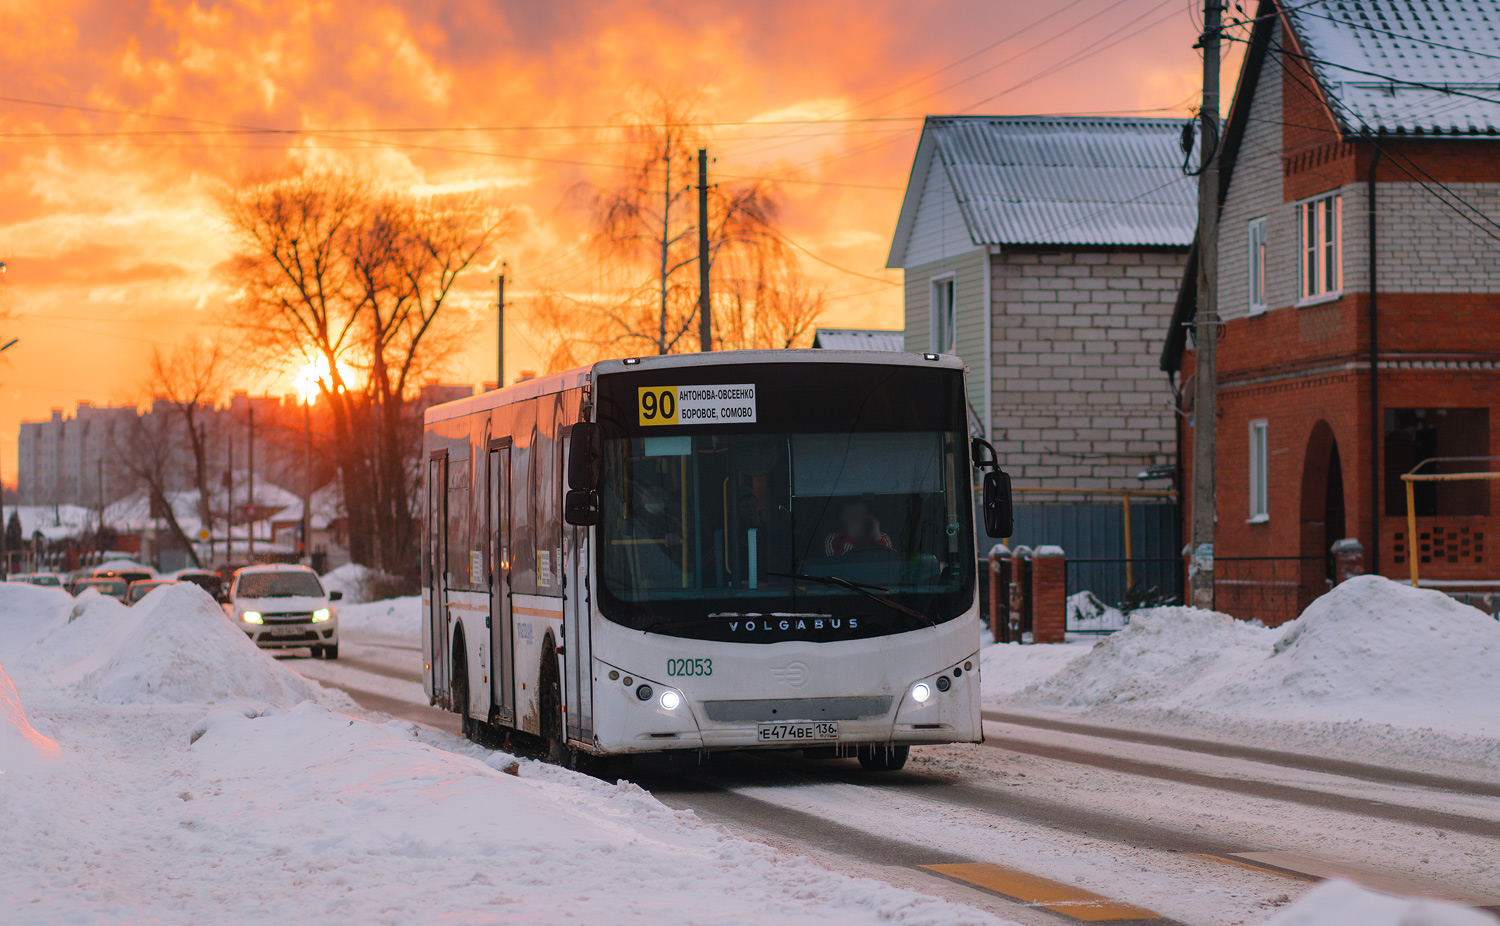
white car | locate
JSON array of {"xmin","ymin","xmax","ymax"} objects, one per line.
[{"xmin": 226, "ymin": 564, "xmax": 341, "ymax": 659}]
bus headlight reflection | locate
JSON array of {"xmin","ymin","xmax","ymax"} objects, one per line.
[
  {"xmin": 659, "ymin": 690, "xmax": 681, "ymax": 711},
  {"xmin": 911, "ymin": 683, "xmax": 932, "ymax": 703}
]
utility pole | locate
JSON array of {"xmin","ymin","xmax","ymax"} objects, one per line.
[
  {"xmin": 697, "ymin": 148, "xmax": 713, "ymax": 352},
  {"xmin": 96, "ymin": 458, "xmax": 105, "ymax": 556},
  {"xmin": 497, "ymin": 267, "xmax": 506, "ymax": 387},
  {"xmin": 302, "ymin": 402, "xmax": 312, "ymax": 566},
  {"xmin": 1189, "ymin": 0, "xmax": 1222, "ymax": 610},
  {"xmin": 246, "ymin": 405, "xmax": 255, "ymax": 558},
  {"xmin": 226, "ymin": 430, "xmax": 234, "ymax": 562}
]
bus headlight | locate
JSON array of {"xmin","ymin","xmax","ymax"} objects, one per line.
[
  {"xmin": 312, "ymin": 608, "xmax": 331, "ymax": 622},
  {"xmin": 659, "ymin": 690, "xmax": 681, "ymax": 711},
  {"xmin": 911, "ymin": 683, "xmax": 932, "ymax": 703},
  {"xmin": 241, "ymin": 611, "xmax": 263, "ymax": 625}
]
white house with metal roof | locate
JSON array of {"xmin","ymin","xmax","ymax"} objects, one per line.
[{"xmin": 887, "ymin": 116, "xmax": 1196, "ymax": 497}]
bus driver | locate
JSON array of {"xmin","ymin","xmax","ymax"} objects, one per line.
[{"xmin": 823, "ymin": 497, "xmax": 894, "ymax": 557}]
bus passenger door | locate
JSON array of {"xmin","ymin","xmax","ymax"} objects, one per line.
[
  {"xmin": 487, "ymin": 440, "xmax": 515, "ymax": 725},
  {"xmin": 562, "ymin": 432, "xmax": 594, "ymax": 745},
  {"xmin": 427, "ymin": 452, "xmax": 450, "ymax": 704}
]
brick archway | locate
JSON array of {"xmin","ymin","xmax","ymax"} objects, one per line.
[{"xmin": 1298, "ymin": 420, "xmax": 1345, "ymax": 610}]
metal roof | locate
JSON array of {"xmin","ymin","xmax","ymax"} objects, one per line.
[
  {"xmin": 889, "ymin": 117, "xmax": 1197, "ymax": 261},
  {"xmin": 811, "ymin": 328, "xmax": 905, "ymax": 352},
  {"xmin": 1287, "ymin": 1, "xmax": 1500, "ymax": 136}
]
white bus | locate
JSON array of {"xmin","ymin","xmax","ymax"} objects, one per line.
[{"xmin": 421, "ymin": 349, "xmax": 1012, "ymax": 770}]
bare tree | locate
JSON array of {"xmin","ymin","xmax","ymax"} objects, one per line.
[
  {"xmin": 221, "ymin": 167, "xmax": 505, "ymax": 574},
  {"xmin": 348, "ymin": 192, "xmax": 507, "ymax": 569},
  {"xmin": 526, "ymin": 91, "xmax": 799, "ymax": 369},
  {"xmin": 114, "ymin": 406, "xmax": 202, "ymax": 566},
  {"xmin": 148, "ymin": 337, "xmax": 228, "ymax": 563}
]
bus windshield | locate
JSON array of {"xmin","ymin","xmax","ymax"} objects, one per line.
[{"xmin": 595, "ymin": 385, "xmax": 975, "ymax": 644}]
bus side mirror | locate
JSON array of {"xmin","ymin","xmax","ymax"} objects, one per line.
[
  {"xmin": 565, "ymin": 489, "xmax": 600, "ymax": 527},
  {"xmin": 569, "ymin": 422, "xmax": 602, "ymax": 491},
  {"xmin": 983, "ymin": 470, "xmax": 1014, "ymax": 539}
]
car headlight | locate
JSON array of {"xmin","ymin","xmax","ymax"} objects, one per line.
[
  {"xmin": 659, "ymin": 690, "xmax": 681, "ymax": 711},
  {"xmin": 911, "ymin": 682, "xmax": 932, "ymax": 703},
  {"xmin": 241, "ymin": 611, "xmax": 263, "ymax": 625},
  {"xmin": 312, "ymin": 608, "xmax": 331, "ymax": 622}
]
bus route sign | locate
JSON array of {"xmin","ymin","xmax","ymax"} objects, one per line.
[{"xmin": 638, "ymin": 384, "xmax": 757, "ymax": 427}]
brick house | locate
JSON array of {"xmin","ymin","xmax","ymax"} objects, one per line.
[
  {"xmin": 1162, "ymin": 0, "xmax": 1500, "ymax": 622},
  {"xmin": 887, "ymin": 116, "xmax": 1195, "ymax": 588}
]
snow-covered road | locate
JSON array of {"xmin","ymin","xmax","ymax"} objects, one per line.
[{"xmin": 292, "ymin": 625, "xmax": 1500, "ymax": 926}]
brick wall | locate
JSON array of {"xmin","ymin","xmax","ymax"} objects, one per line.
[{"xmin": 989, "ymin": 247, "xmax": 1185, "ymax": 490}]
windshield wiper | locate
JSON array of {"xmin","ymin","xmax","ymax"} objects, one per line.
[{"xmin": 768, "ymin": 572, "xmax": 935, "ymax": 627}]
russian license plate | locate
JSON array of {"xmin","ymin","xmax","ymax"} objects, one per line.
[
  {"xmin": 757, "ymin": 721, "xmax": 838, "ymax": 742},
  {"xmin": 269, "ymin": 626, "xmax": 304, "ymax": 637}
]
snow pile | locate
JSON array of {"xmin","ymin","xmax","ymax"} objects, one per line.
[
  {"xmin": 0, "ymin": 664, "xmax": 58, "ymax": 775},
  {"xmin": 1215, "ymin": 576, "xmax": 1500, "ymax": 732},
  {"xmin": 319, "ymin": 561, "xmax": 374, "ymax": 600},
  {"xmin": 979, "ymin": 637, "xmax": 1095, "ymax": 698},
  {"xmin": 338, "ymin": 595, "xmax": 421, "ymax": 642},
  {"xmin": 1262, "ymin": 880, "xmax": 1495, "ymax": 926},
  {"xmin": 1007, "ymin": 576, "xmax": 1500, "ymax": 740},
  {"xmin": 1066, "ymin": 591, "xmax": 1127, "ymax": 632},
  {"xmin": 1023, "ymin": 605, "xmax": 1274, "ymax": 710},
  {"xmin": 3, "ymin": 590, "xmax": 133, "ymax": 678},
  {"xmin": 50, "ymin": 582, "xmax": 320, "ymax": 706},
  {"xmin": 0, "ymin": 582, "xmax": 76, "ymax": 658},
  {"xmin": 103, "ymin": 700, "xmax": 1002, "ymax": 926}
]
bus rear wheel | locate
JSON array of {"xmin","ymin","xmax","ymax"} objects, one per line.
[
  {"xmin": 857, "ymin": 745, "xmax": 910, "ymax": 771},
  {"xmin": 453, "ymin": 636, "xmax": 476, "ymax": 742}
]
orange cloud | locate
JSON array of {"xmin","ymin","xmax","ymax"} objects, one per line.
[{"xmin": 0, "ymin": 0, "xmax": 1226, "ymax": 476}]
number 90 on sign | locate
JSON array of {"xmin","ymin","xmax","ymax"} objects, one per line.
[{"xmin": 638, "ymin": 386, "xmax": 679, "ymax": 426}]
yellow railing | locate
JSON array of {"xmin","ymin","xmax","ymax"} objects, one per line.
[{"xmin": 1401, "ymin": 457, "xmax": 1500, "ymax": 587}]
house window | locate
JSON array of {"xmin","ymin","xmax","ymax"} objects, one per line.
[
  {"xmin": 1296, "ymin": 194, "xmax": 1341, "ymax": 302},
  {"xmin": 1247, "ymin": 217, "xmax": 1267, "ymax": 314},
  {"xmin": 1384, "ymin": 408, "xmax": 1491, "ymax": 516},
  {"xmin": 1249, "ymin": 419, "xmax": 1269, "ymax": 522},
  {"xmin": 930, "ymin": 276, "xmax": 955, "ymax": 353}
]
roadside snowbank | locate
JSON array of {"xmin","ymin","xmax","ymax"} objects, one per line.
[
  {"xmin": 163, "ymin": 701, "xmax": 1005, "ymax": 925},
  {"xmin": 319, "ymin": 561, "xmax": 373, "ymax": 600},
  {"xmin": 981, "ymin": 576, "xmax": 1500, "ymax": 775},
  {"xmin": 337, "ymin": 594, "xmax": 420, "ymax": 642},
  {"xmin": 0, "ymin": 664, "xmax": 58, "ymax": 774},
  {"xmin": 1009, "ymin": 576, "xmax": 1500, "ymax": 740},
  {"xmin": 47, "ymin": 583, "xmax": 321, "ymax": 705},
  {"xmin": 0, "ymin": 567, "xmax": 1012, "ymax": 926},
  {"xmin": 1263, "ymin": 880, "xmax": 1495, "ymax": 926}
]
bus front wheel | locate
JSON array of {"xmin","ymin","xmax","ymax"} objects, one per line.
[
  {"xmin": 538, "ymin": 642, "xmax": 566, "ymax": 762},
  {"xmin": 857, "ymin": 745, "xmax": 910, "ymax": 771}
]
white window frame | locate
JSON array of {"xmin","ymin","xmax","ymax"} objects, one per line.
[
  {"xmin": 1248, "ymin": 419, "xmax": 1270, "ymax": 523},
  {"xmin": 1247, "ymin": 216, "xmax": 1268, "ymax": 315},
  {"xmin": 1295, "ymin": 193, "xmax": 1341, "ymax": 305},
  {"xmin": 929, "ymin": 274, "xmax": 956, "ymax": 354}
]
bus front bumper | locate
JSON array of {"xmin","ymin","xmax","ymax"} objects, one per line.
[{"xmin": 590, "ymin": 653, "xmax": 980, "ymax": 754}]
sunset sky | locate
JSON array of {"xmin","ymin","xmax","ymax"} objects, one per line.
[{"xmin": 0, "ymin": 0, "xmax": 1243, "ymax": 477}]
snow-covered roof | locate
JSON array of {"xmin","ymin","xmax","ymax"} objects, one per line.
[
  {"xmin": 269, "ymin": 483, "xmax": 342, "ymax": 530},
  {"xmin": 888, "ymin": 116, "xmax": 1197, "ymax": 263},
  {"xmin": 1286, "ymin": 1, "xmax": 1500, "ymax": 136},
  {"xmin": 810, "ymin": 328, "xmax": 904, "ymax": 352},
  {"xmin": 8, "ymin": 505, "xmax": 95, "ymax": 541}
]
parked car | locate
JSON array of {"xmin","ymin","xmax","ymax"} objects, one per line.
[
  {"xmin": 93, "ymin": 567, "xmax": 154, "ymax": 586},
  {"xmin": 225, "ymin": 564, "xmax": 341, "ymax": 659},
  {"xmin": 174, "ymin": 569, "xmax": 224, "ymax": 600},
  {"xmin": 125, "ymin": 579, "xmax": 176, "ymax": 605},
  {"xmin": 27, "ymin": 573, "xmax": 64, "ymax": 588},
  {"xmin": 74, "ymin": 578, "xmax": 128, "ymax": 602}
]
